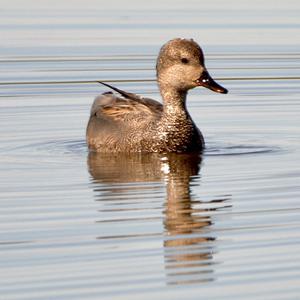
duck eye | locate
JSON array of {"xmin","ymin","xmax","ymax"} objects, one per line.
[{"xmin": 181, "ymin": 58, "xmax": 189, "ymax": 64}]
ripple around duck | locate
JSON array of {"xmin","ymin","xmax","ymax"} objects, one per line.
[
  {"xmin": 7, "ymin": 139, "xmax": 88, "ymax": 157},
  {"xmin": 8, "ymin": 139, "xmax": 279, "ymax": 158},
  {"xmin": 205, "ymin": 144, "xmax": 279, "ymax": 156}
]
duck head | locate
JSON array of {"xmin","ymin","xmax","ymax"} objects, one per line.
[{"xmin": 156, "ymin": 38, "xmax": 228, "ymax": 94}]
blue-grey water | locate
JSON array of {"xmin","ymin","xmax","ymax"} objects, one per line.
[{"xmin": 1, "ymin": 1, "xmax": 300, "ymax": 299}]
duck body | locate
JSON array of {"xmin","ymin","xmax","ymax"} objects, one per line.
[
  {"xmin": 87, "ymin": 87, "xmax": 204, "ymax": 153},
  {"xmin": 86, "ymin": 38, "xmax": 227, "ymax": 153}
]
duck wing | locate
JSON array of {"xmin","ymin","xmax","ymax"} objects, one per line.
[{"xmin": 90, "ymin": 82, "xmax": 163, "ymax": 124}]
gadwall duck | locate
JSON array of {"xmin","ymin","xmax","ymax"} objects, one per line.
[{"xmin": 86, "ymin": 38, "xmax": 228, "ymax": 153}]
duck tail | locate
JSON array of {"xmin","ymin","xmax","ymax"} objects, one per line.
[{"xmin": 97, "ymin": 81, "xmax": 140, "ymax": 101}]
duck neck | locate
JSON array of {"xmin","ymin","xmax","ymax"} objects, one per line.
[{"xmin": 159, "ymin": 84, "xmax": 189, "ymax": 119}]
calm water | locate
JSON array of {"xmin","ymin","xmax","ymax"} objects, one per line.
[{"xmin": 1, "ymin": 1, "xmax": 300, "ymax": 299}]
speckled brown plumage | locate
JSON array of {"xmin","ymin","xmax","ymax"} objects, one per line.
[{"xmin": 86, "ymin": 38, "xmax": 228, "ymax": 153}]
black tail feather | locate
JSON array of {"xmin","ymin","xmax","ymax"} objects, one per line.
[{"xmin": 97, "ymin": 81, "xmax": 140, "ymax": 101}]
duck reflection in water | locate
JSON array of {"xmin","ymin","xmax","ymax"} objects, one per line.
[{"xmin": 88, "ymin": 152, "xmax": 231, "ymax": 285}]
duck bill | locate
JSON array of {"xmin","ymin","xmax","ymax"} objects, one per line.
[{"xmin": 196, "ymin": 71, "xmax": 228, "ymax": 94}]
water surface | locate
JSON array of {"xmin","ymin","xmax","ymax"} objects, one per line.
[{"xmin": 1, "ymin": 1, "xmax": 300, "ymax": 299}]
